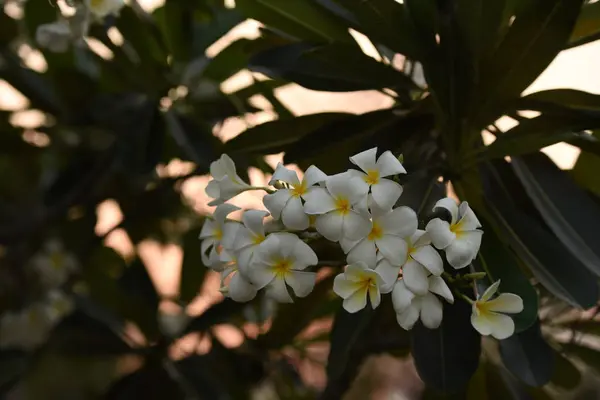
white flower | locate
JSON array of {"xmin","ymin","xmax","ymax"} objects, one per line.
[
  {"xmin": 303, "ymin": 172, "xmax": 370, "ymax": 242},
  {"xmin": 377, "ymin": 230, "xmax": 444, "ymax": 295},
  {"xmin": 471, "ymin": 280, "xmax": 523, "ymax": 340},
  {"xmin": 86, "ymin": 0, "xmax": 124, "ymax": 18},
  {"xmin": 231, "ymin": 210, "xmax": 269, "ymax": 273},
  {"xmin": 341, "ymin": 205, "xmax": 417, "ymax": 268},
  {"xmin": 199, "ymin": 204, "xmax": 241, "ymax": 269},
  {"xmin": 392, "ymin": 276, "xmax": 454, "ymax": 330},
  {"xmin": 0, "ymin": 301, "xmax": 62, "ymax": 350},
  {"xmin": 333, "ymin": 262, "xmax": 386, "ymax": 313},
  {"xmin": 205, "ymin": 154, "xmax": 251, "ymax": 205},
  {"xmin": 247, "ymin": 233, "xmax": 318, "ymax": 303},
  {"xmin": 36, "ymin": 20, "xmax": 72, "ymax": 53},
  {"xmin": 31, "ymin": 240, "xmax": 78, "ymax": 289},
  {"xmin": 426, "ymin": 198, "xmax": 483, "ymax": 269},
  {"xmin": 45, "ymin": 290, "xmax": 74, "ymax": 320},
  {"xmin": 219, "ymin": 249, "xmax": 258, "ymax": 302},
  {"xmin": 349, "ymin": 147, "xmax": 406, "ymax": 210},
  {"xmin": 263, "ymin": 164, "xmax": 327, "ymax": 230}
]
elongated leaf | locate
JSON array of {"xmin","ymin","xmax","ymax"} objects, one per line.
[
  {"xmin": 192, "ymin": 8, "xmax": 245, "ymax": 56},
  {"xmin": 568, "ymin": 1, "xmax": 600, "ymax": 48},
  {"xmin": 411, "ymin": 300, "xmax": 481, "ymax": 392},
  {"xmin": 517, "ymin": 88, "xmax": 600, "ymax": 112},
  {"xmin": 551, "ymin": 350, "xmax": 581, "ymax": 390},
  {"xmin": 572, "ymin": 129, "xmax": 600, "ymax": 197},
  {"xmin": 235, "ymin": 0, "xmax": 353, "ymax": 43},
  {"xmin": 511, "ymin": 152, "xmax": 600, "ymax": 277},
  {"xmin": 179, "ymin": 227, "xmax": 206, "ymax": 304},
  {"xmin": 475, "ymin": 222, "xmax": 538, "ymax": 333},
  {"xmin": 153, "ymin": 1, "xmax": 193, "ymax": 63},
  {"xmin": 500, "ymin": 320, "xmax": 554, "ymax": 387},
  {"xmin": 563, "ymin": 343, "xmax": 600, "ymax": 375},
  {"xmin": 250, "ymin": 42, "xmax": 416, "ymax": 93},
  {"xmin": 482, "ymin": 161, "xmax": 598, "ymax": 308}
]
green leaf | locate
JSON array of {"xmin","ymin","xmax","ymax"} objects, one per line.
[
  {"xmin": 474, "ymin": 221, "xmax": 538, "ymax": 333},
  {"xmin": 563, "ymin": 343, "xmax": 600, "ymax": 375},
  {"xmin": 517, "ymin": 88, "xmax": 600, "ymax": 112},
  {"xmin": 153, "ymin": 1, "xmax": 194, "ymax": 63},
  {"xmin": 179, "ymin": 227, "xmax": 206, "ymax": 304},
  {"xmin": 511, "ymin": 152, "xmax": 600, "ymax": 277},
  {"xmin": 477, "ymin": 0, "xmax": 585, "ymax": 124},
  {"xmin": 23, "ymin": 0, "xmax": 56, "ymax": 36},
  {"xmin": 235, "ymin": 0, "xmax": 353, "ymax": 43},
  {"xmin": 572, "ymin": 130, "xmax": 600, "ymax": 197},
  {"xmin": 400, "ymin": 174, "xmax": 447, "ymax": 224},
  {"xmin": 568, "ymin": 1, "xmax": 600, "ymax": 48},
  {"xmin": 192, "ymin": 8, "xmax": 245, "ymax": 56},
  {"xmin": 500, "ymin": 320, "xmax": 554, "ymax": 387},
  {"xmin": 223, "ymin": 112, "xmax": 350, "ymax": 155},
  {"xmin": 326, "ymin": 305, "xmax": 375, "ymax": 380},
  {"xmin": 550, "ymin": 350, "xmax": 581, "ymax": 390},
  {"xmin": 185, "ymin": 298, "xmax": 246, "ymax": 333},
  {"xmin": 411, "ymin": 300, "xmax": 481, "ymax": 393},
  {"xmin": 0, "ymin": 11, "xmax": 18, "ymax": 45},
  {"xmin": 0, "ymin": 350, "xmax": 27, "ymax": 394},
  {"xmin": 250, "ymin": 42, "xmax": 417, "ymax": 93}
]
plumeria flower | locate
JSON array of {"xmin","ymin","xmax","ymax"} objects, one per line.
[
  {"xmin": 205, "ymin": 154, "xmax": 251, "ymax": 206},
  {"xmin": 86, "ymin": 0, "xmax": 125, "ymax": 18},
  {"xmin": 303, "ymin": 172, "xmax": 370, "ymax": 242},
  {"xmin": 392, "ymin": 276, "xmax": 454, "ymax": 330},
  {"xmin": 333, "ymin": 262, "xmax": 386, "ymax": 313},
  {"xmin": 471, "ymin": 281, "xmax": 523, "ymax": 340},
  {"xmin": 348, "ymin": 147, "xmax": 406, "ymax": 210},
  {"xmin": 341, "ymin": 204, "xmax": 417, "ymax": 268},
  {"xmin": 199, "ymin": 204, "xmax": 241, "ymax": 269},
  {"xmin": 248, "ymin": 233, "xmax": 318, "ymax": 303},
  {"xmin": 426, "ymin": 198, "xmax": 483, "ymax": 269},
  {"xmin": 377, "ymin": 230, "xmax": 444, "ymax": 295},
  {"xmin": 219, "ymin": 250, "xmax": 258, "ymax": 302},
  {"xmin": 232, "ymin": 210, "xmax": 269, "ymax": 273},
  {"xmin": 31, "ymin": 240, "xmax": 78, "ymax": 289},
  {"xmin": 263, "ymin": 164, "xmax": 327, "ymax": 230}
]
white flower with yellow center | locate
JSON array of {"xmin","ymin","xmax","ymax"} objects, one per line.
[
  {"xmin": 426, "ymin": 198, "xmax": 483, "ymax": 269},
  {"xmin": 471, "ymin": 280, "xmax": 524, "ymax": 340},
  {"xmin": 303, "ymin": 172, "xmax": 370, "ymax": 242},
  {"xmin": 377, "ymin": 230, "xmax": 444, "ymax": 295},
  {"xmin": 232, "ymin": 210, "xmax": 269, "ymax": 273},
  {"xmin": 205, "ymin": 154, "xmax": 251, "ymax": 206},
  {"xmin": 31, "ymin": 240, "xmax": 78, "ymax": 289},
  {"xmin": 392, "ymin": 277, "xmax": 454, "ymax": 330},
  {"xmin": 341, "ymin": 205, "xmax": 417, "ymax": 269},
  {"xmin": 248, "ymin": 233, "xmax": 318, "ymax": 303},
  {"xmin": 333, "ymin": 262, "xmax": 386, "ymax": 313},
  {"xmin": 87, "ymin": 0, "xmax": 125, "ymax": 18},
  {"xmin": 199, "ymin": 204, "xmax": 241, "ymax": 269},
  {"xmin": 219, "ymin": 250, "xmax": 258, "ymax": 302},
  {"xmin": 348, "ymin": 147, "xmax": 406, "ymax": 210},
  {"xmin": 263, "ymin": 164, "xmax": 327, "ymax": 230}
]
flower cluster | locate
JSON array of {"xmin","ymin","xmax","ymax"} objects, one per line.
[{"xmin": 200, "ymin": 149, "xmax": 523, "ymax": 339}]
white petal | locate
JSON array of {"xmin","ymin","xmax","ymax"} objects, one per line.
[
  {"xmin": 303, "ymin": 165, "xmax": 328, "ymax": 187},
  {"xmin": 458, "ymin": 202, "xmax": 482, "ymax": 230},
  {"xmin": 266, "ymin": 278, "xmax": 293, "ymax": 303},
  {"xmin": 428, "ymin": 276, "xmax": 454, "ymax": 303},
  {"xmin": 402, "ymin": 259, "xmax": 429, "ymax": 295},
  {"xmin": 342, "ymin": 212, "xmax": 372, "ymax": 241},
  {"xmin": 345, "ymin": 262, "xmax": 371, "ymax": 281},
  {"xmin": 371, "ymin": 179, "xmax": 403, "ymax": 210},
  {"xmin": 287, "ymin": 271, "xmax": 316, "ymax": 298},
  {"xmin": 379, "ymin": 206, "xmax": 418, "ymax": 238},
  {"xmin": 487, "ymin": 313, "xmax": 516, "ymax": 340},
  {"xmin": 199, "ymin": 219, "xmax": 216, "ymax": 239},
  {"xmin": 376, "ymin": 150, "xmax": 407, "ymax": 177},
  {"xmin": 391, "ymin": 280, "xmax": 415, "ymax": 313},
  {"xmin": 445, "ymin": 230, "xmax": 483, "ymax": 269},
  {"xmin": 205, "ymin": 180, "xmax": 221, "ymax": 201},
  {"xmin": 420, "ymin": 294, "xmax": 443, "ymax": 329},
  {"xmin": 214, "ymin": 203, "xmax": 240, "ymax": 225},
  {"xmin": 236, "ymin": 245, "xmax": 255, "ymax": 274},
  {"xmin": 253, "ymin": 235, "xmax": 281, "ymax": 264},
  {"xmin": 229, "ymin": 273, "xmax": 258, "ymax": 302},
  {"xmin": 210, "ymin": 156, "xmax": 227, "ymax": 179},
  {"xmin": 290, "ymin": 239, "xmax": 318, "ymax": 269},
  {"xmin": 486, "ymin": 293, "xmax": 524, "ymax": 314},
  {"xmin": 376, "ymin": 235, "xmax": 408, "ymax": 266},
  {"xmin": 201, "ymin": 239, "xmax": 214, "ymax": 266},
  {"xmin": 315, "ymin": 213, "xmax": 344, "ymax": 242},
  {"xmin": 349, "ymin": 147, "xmax": 378, "ymax": 172},
  {"xmin": 425, "ymin": 218, "xmax": 455, "ymax": 249},
  {"xmin": 282, "ymin": 196, "xmax": 310, "ymax": 230},
  {"xmin": 269, "ymin": 232, "xmax": 300, "ymax": 259},
  {"xmin": 263, "ymin": 190, "xmax": 291, "ymax": 220},
  {"xmin": 471, "ymin": 309, "xmax": 492, "ymax": 336},
  {"xmin": 347, "ymin": 239, "xmax": 378, "ymax": 268},
  {"xmin": 481, "ymin": 280, "xmax": 501, "ymax": 302},
  {"xmin": 343, "ymin": 288, "xmax": 368, "ymax": 313},
  {"xmin": 396, "ymin": 305, "xmax": 419, "ymax": 330},
  {"xmin": 326, "ymin": 172, "xmax": 369, "ymax": 204},
  {"xmin": 233, "ymin": 226, "xmax": 255, "ymax": 252},
  {"xmin": 221, "ymin": 222, "xmax": 241, "ymax": 250},
  {"xmin": 353, "ymin": 192, "xmax": 371, "ymax": 217},
  {"xmin": 248, "ymin": 263, "xmax": 275, "ymax": 289},
  {"xmin": 333, "ymin": 273, "xmax": 360, "ymax": 298},
  {"xmin": 411, "ymin": 245, "xmax": 443, "ymax": 276},
  {"xmin": 375, "ymin": 259, "xmax": 400, "ymax": 293},
  {"xmin": 411, "ymin": 229, "xmax": 431, "ymax": 247},
  {"xmin": 340, "ymin": 237, "xmax": 361, "ymax": 254},
  {"xmin": 269, "ymin": 163, "xmax": 300, "ymax": 186},
  {"xmin": 369, "ymin": 285, "xmax": 381, "ymax": 309},
  {"xmin": 432, "ymin": 197, "xmax": 459, "ymax": 224},
  {"xmin": 303, "ymin": 187, "xmax": 337, "ymax": 214}
]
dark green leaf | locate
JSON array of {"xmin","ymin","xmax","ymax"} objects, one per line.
[
  {"xmin": 400, "ymin": 174, "xmax": 447, "ymax": 223},
  {"xmin": 0, "ymin": 11, "xmax": 18, "ymax": 45},
  {"xmin": 23, "ymin": 0, "xmax": 56, "ymax": 36},
  {"xmin": 192, "ymin": 8, "xmax": 245, "ymax": 56},
  {"xmin": 500, "ymin": 320, "xmax": 554, "ymax": 387},
  {"xmin": 0, "ymin": 350, "xmax": 27, "ymax": 394},
  {"xmin": 154, "ymin": 1, "xmax": 194, "ymax": 63},
  {"xmin": 550, "ymin": 350, "xmax": 581, "ymax": 390},
  {"xmin": 563, "ymin": 343, "xmax": 600, "ymax": 375},
  {"xmin": 185, "ymin": 298, "xmax": 246, "ymax": 333},
  {"xmin": 511, "ymin": 152, "xmax": 600, "ymax": 277},
  {"xmin": 179, "ymin": 227, "xmax": 207, "ymax": 304},
  {"xmin": 572, "ymin": 130, "xmax": 600, "ymax": 197},
  {"xmin": 250, "ymin": 42, "xmax": 416, "ymax": 93},
  {"xmin": 411, "ymin": 300, "xmax": 481, "ymax": 393},
  {"xmin": 517, "ymin": 88, "xmax": 600, "ymax": 112},
  {"xmin": 120, "ymin": 258, "xmax": 160, "ymax": 314},
  {"xmin": 568, "ymin": 1, "xmax": 600, "ymax": 48},
  {"xmin": 224, "ymin": 112, "xmax": 350, "ymax": 154}
]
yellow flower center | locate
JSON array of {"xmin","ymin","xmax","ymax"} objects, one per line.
[
  {"xmin": 271, "ymin": 258, "xmax": 292, "ymax": 277},
  {"xmin": 252, "ymin": 234, "xmax": 265, "ymax": 245},
  {"xmin": 449, "ymin": 220, "xmax": 464, "ymax": 237},
  {"xmin": 90, "ymin": 0, "xmax": 103, "ymax": 7},
  {"xmin": 290, "ymin": 181, "xmax": 307, "ymax": 198},
  {"xmin": 334, "ymin": 197, "xmax": 351, "ymax": 215},
  {"xmin": 364, "ymin": 169, "xmax": 380, "ymax": 185},
  {"xmin": 50, "ymin": 252, "xmax": 65, "ymax": 270},
  {"xmin": 367, "ymin": 221, "xmax": 383, "ymax": 241},
  {"xmin": 475, "ymin": 301, "xmax": 491, "ymax": 315},
  {"xmin": 358, "ymin": 275, "xmax": 377, "ymax": 291},
  {"xmin": 308, "ymin": 215, "xmax": 317, "ymax": 227},
  {"xmin": 214, "ymin": 228, "xmax": 223, "ymax": 240}
]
